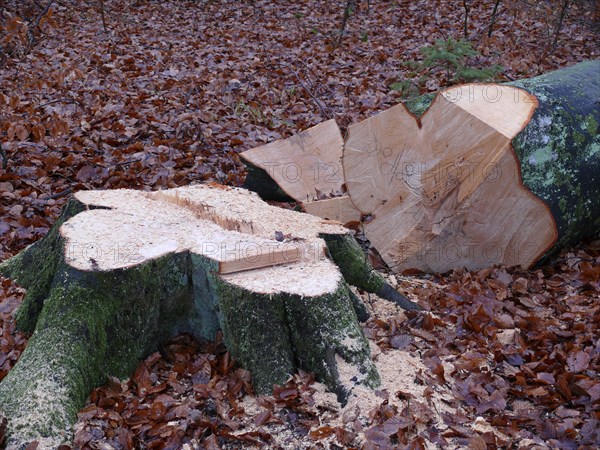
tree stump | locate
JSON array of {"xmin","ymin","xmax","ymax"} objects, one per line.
[{"xmin": 0, "ymin": 184, "xmax": 399, "ymax": 448}]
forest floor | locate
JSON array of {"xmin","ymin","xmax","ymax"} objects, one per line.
[{"xmin": 0, "ymin": 0, "xmax": 598, "ymax": 448}]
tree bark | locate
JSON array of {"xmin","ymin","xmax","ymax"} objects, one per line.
[
  {"xmin": 508, "ymin": 60, "xmax": 600, "ymax": 259},
  {"xmin": 324, "ymin": 234, "xmax": 422, "ymax": 311},
  {"xmin": 0, "ymin": 185, "xmax": 391, "ymax": 448},
  {"xmin": 487, "ymin": 0, "xmax": 502, "ymax": 38}
]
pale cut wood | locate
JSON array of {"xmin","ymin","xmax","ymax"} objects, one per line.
[
  {"xmin": 68, "ymin": 185, "xmax": 346, "ymax": 278},
  {"xmin": 218, "ymin": 247, "xmax": 300, "ymax": 274},
  {"xmin": 243, "ymin": 63, "xmax": 599, "ymax": 272},
  {"xmin": 303, "ymin": 195, "xmax": 362, "ymax": 224},
  {"xmin": 343, "ymin": 84, "xmax": 557, "ymax": 273},
  {"xmin": 240, "ymin": 119, "xmax": 345, "ymax": 203}
]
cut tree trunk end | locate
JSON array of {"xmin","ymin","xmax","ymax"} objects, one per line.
[
  {"xmin": 0, "ymin": 184, "xmax": 388, "ymax": 448},
  {"xmin": 398, "ymin": 60, "xmax": 600, "ymax": 269},
  {"xmin": 243, "ymin": 60, "xmax": 600, "ymax": 273},
  {"xmin": 343, "ymin": 82, "xmax": 558, "ymax": 273},
  {"xmin": 359, "ymin": 60, "xmax": 600, "ymax": 272},
  {"xmin": 241, "ymin": 133, "xmax": 419, "ymax": 309},
  {"xmin": 241, "ymin": 119, "xmax": 346, "ymax": 204}
]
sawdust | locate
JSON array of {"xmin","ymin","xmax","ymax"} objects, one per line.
[
  {"xmin": 63, "ymin": 185, "xmax": 347, "ymax": 296},
  {"xmin": 225, "ymin": 290, "xmax": 470, "ymax": 449}
]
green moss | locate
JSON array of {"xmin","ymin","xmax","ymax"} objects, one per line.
[
  {"xmin": 207, "ymin": 256, "xmax": 379, "ymax": 395},
  {"xmin": 404, "ymin": 93, "xmax": 436, "ymax": 117},
  {"xmin": 323, "ymin": 234, "xmax": 384, "ymax": 293},
  {"xmin": 558, "ymin": 197, "xmax": 568, "ymax": 214},
  {"xmin": 242, "ymin": 163, "xmax": 295, "ymax": 202},
  {"xmin": 214, "ymin": 276, "xmax": 296, "ymax": 394},
  {"xmin": 192, "ymin": 255, "xmax": 296, "ymax": 393},
  {"xmin": 0, "ymin": 252, "xmax": 193, "ymax": 447},
  {"xmin": 189, "ymin": 254, "xmax": 223, "ymax": 341},
  {"xmin": 284, "ymin": 282, "xmax": 380, "ymax": 393},
  {"xmin": 0, "ymin": 198, "xmax": 86, "ymax": 333},
  {"xmin": 573, "ymin": 131, "xmax": 585, "ymax": 146}
]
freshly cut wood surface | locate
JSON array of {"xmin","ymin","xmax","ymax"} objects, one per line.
[
  {"xmin": 343, "ymin": 84, "xmax": 557, "ymax": 273},
  {"xmin": 240, "ymin": 119, "xmax": 345, "ymax": 203},
  {"xmin": 303, "ymin": 195, "xmax": 361, "ymax": 224},
  {"xmin": 67, "ymin": 185, "xmax": 347, "ymax": 285}
]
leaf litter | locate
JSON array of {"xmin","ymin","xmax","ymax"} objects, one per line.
[{"xmin": 0, "ymin": 0, "xmax": 598, "ymax": 448}]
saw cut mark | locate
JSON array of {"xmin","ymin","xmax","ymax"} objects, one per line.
[{"xmin": 149, "ymin": 190, "xmax": 266, "ymax": 237}]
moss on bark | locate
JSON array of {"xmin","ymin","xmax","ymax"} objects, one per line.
[
  {"xmin": 404, "ymin": 93, "xmax": 436, "ymax": 117},
  {"xmin": 323, "ymin": 234, "xmax": 422, "ymax": 310},
  {"xmin": 0, "ymin": 250, "xmax": 192, "ymax": 448},
  {"xmin": 213, "ymin": 276, "xmax": 297, "ymax": 395},
  {"xmin": 323, "ymin": 234, "xmax": 385, "ymax": 292},
  {"xmin": 283, "ymin": 282, "xmax": 380, "ymax": 401},
  {"xmin": 0, "ymin": 198, "xmax": 86, "ymax": 333},
  {"xmin": 196, "ymin": 251, "xmax": 379, "ymax": 397}
]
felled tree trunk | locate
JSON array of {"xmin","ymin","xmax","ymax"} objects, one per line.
[
  {"xmin": 0, "ymin": 184, "xmax": 397, "ymax": 448},
  {"xmin": 342, "ymin": 82, "xmax": 557, "ymax": 273},
  {"xmin": 344, "ymin": 60, "xmax": 600, "ymax": 273},
  {"xmin": 243, "ymin": 60, "xmax": 600, "ymax": 273}
]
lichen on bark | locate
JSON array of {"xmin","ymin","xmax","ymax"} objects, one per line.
[{"xmin": 509, "ymin": 60, "xmax": 600, "ymax": 254}]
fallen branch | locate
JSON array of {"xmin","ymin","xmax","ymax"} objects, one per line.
[
  {"xmin": 278, "ymin": 62, "xmax": 333, "ymax": 120},
  {"xmin": 26, "ymin": 0, "xmax": 55, "ymax": 50}
]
